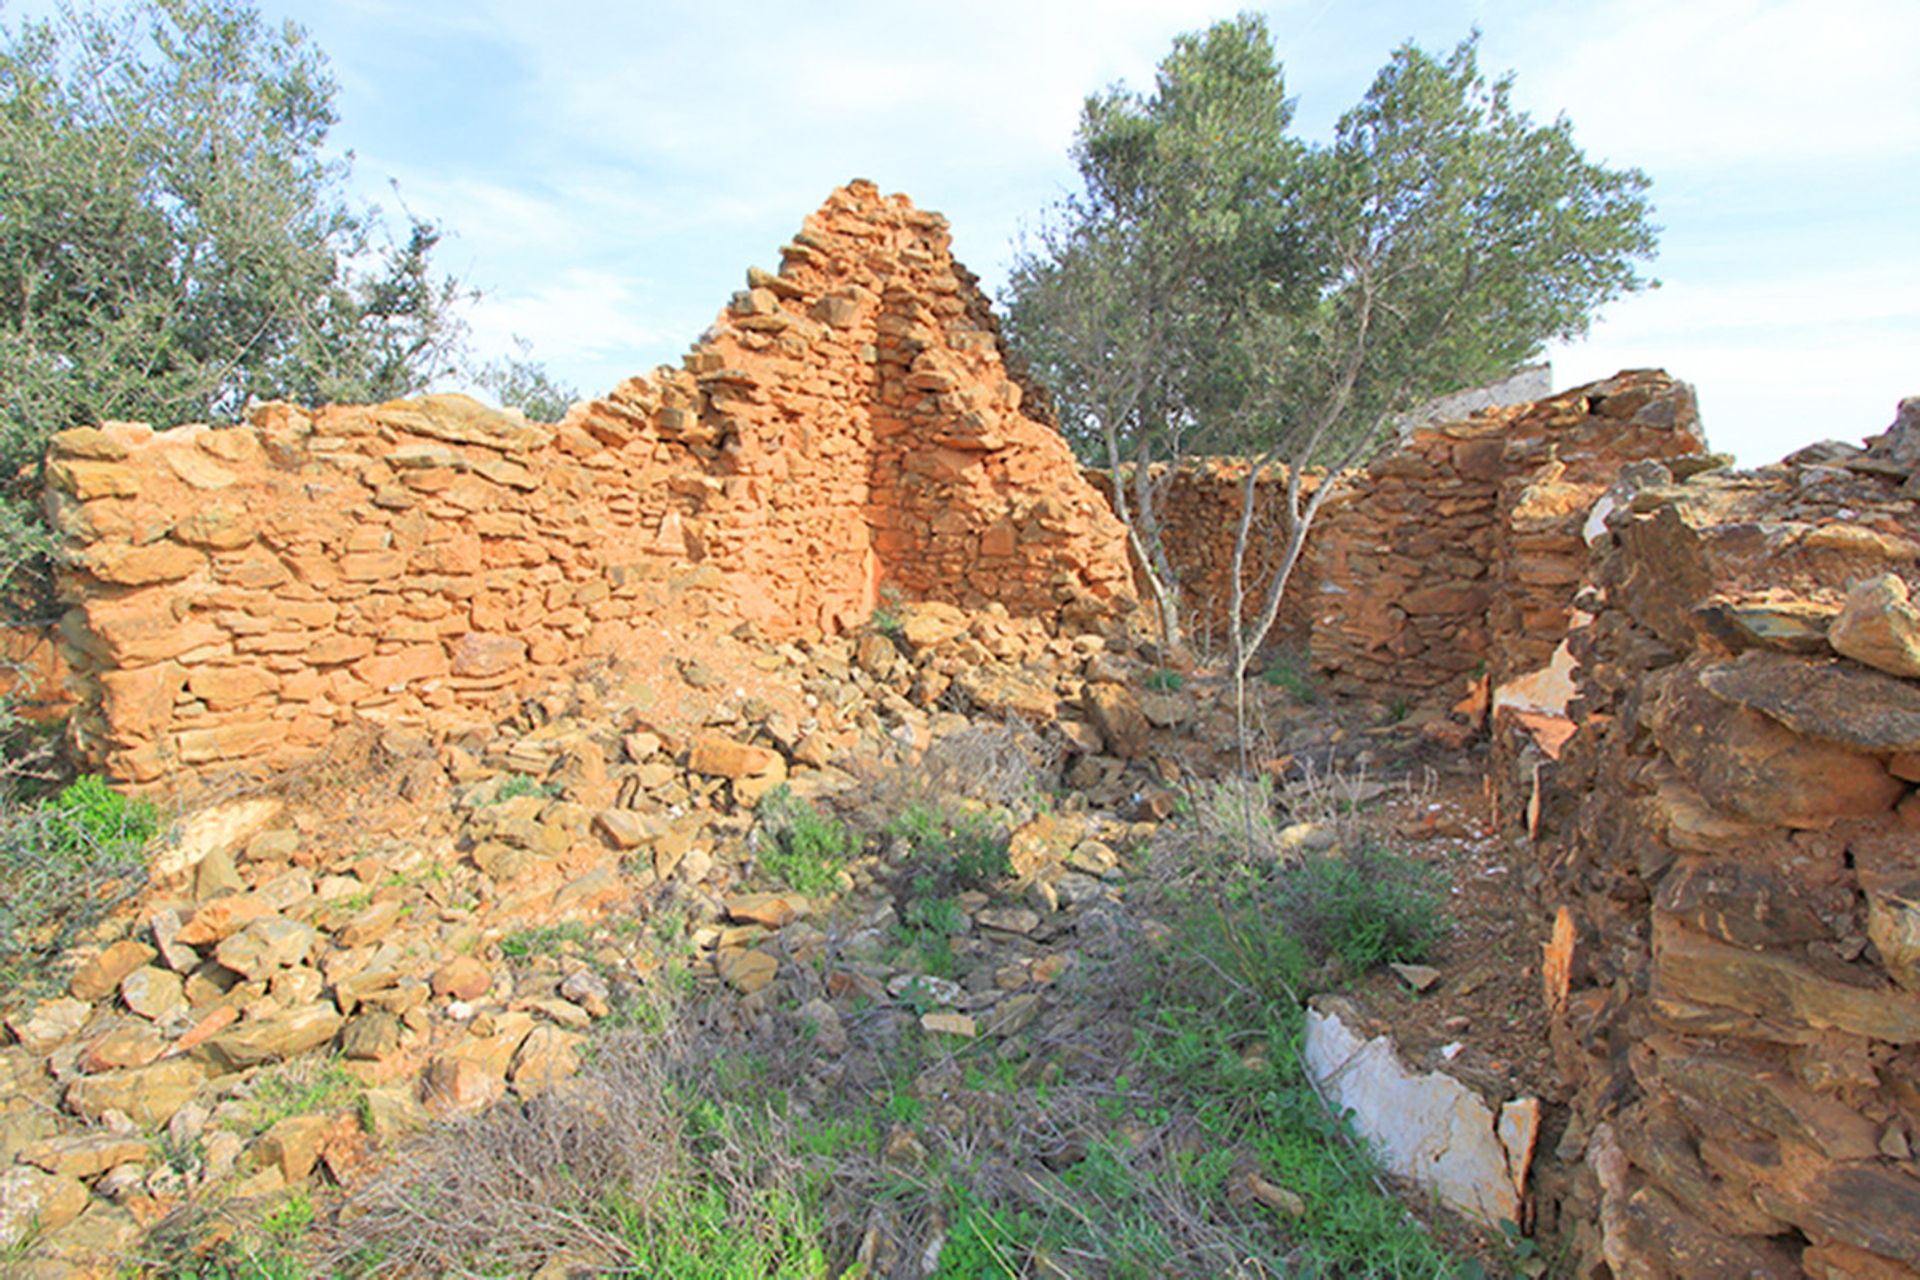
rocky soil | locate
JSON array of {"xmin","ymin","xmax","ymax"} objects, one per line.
[{"xmin": 0, "ymin": 600, "xmax": 1549, "ymax": 1277}]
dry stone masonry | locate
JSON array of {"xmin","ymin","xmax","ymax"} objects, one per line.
[
  {"xmin": 42, "ymin": 183, "xmax": 1134, "ymax": 786},
  {"xmin": 1309, "ymin": 370, "xmax": 1707, "ymax": 705},
  {"xmin": 30, "ymin": 175, "xmax": 1920, "ymax": 1274},
  {"xmin": 1529, "ymin": 397, "xmax": 1920, "ymax": 1277}
]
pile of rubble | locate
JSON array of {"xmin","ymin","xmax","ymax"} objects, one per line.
[{"xmin": 2, "ymin": 598, "xmax": 1410, "ymax": 1273}]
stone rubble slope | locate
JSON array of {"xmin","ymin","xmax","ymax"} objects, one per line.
[{"xmin": 6, "ymin": 596, "xmax": 1446, "ymax": 1275}]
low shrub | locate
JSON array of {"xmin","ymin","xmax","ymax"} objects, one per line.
[
  {"xmin": 886, "ymin": 802, "xmax": 1010, "ymax": 898},
  {"xmin": 753, "ymin": 785, "xmax": 855, "ymax": 897},
  {"xmin": 1274, "ymin": 845, "xmax": 1447, "ymax": 975},
  {"xmin": 0, "ymin": 774, "xmax": 160, "ymax": 988}
]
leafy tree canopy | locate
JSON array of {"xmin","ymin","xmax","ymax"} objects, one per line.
[
  {"xmin": 0, "ymin": 0, "xmax": 576, "ymax": 600},
  {"xmin": 1003, "ymin": 14, "xmax": 1658, "ymax": 654},
  {"xmin": 1005, "ymin": 14, "xmax": 1659, "ymax": 470}
]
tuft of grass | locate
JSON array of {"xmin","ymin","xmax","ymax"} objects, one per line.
[
  {"xmin": 0, "ymin": 774, "xmax": 160, "ymax": 990},
  {"xmin": 870, "ymin": 583, "xmax": 906, "ymax": 637},
  {"xmin": 1262, "ymin": 656, "xmax": 1318, "ymax": 704},
  {"xmin": 132, "ymin": 1195, "xmax": 313, "ymax": 1279},
  {"xmin": 1274, "ymin": 846, "xmax": 1447, "ymax": 977},
  {"xmin": 491, "ymin": 773, "xmax": 559, "ymax": 804},
  {"xmin": 753, "ymin": 785, "xmax": 855, "ymax": 897},
  {"xmin": 1143, "ymin": 667, "xmax": 1186, "ymax": 693},
  {"xmin": 934, "ymin": 1183, "xmax": 1031, "ymax": 1279},
  {"xmin": 1182, "ymin": 774, "xmax": 1288, "ymax": 868},
  {"xmin": 500, "ymin": 920, "xmax": 592, "ymax": 959},
  {"xmin": 241, "ymin": 1057, "xmax": 360, "ymax": 1135}
]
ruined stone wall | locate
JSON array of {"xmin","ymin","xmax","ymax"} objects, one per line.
[
  {"xmin": 43, "ymin": 183, "xmax": 1134, "ymax": 785},
  {"xmin": 1309, "ymin": 371, "xmax": 1705, "ymax": 704},
  {"xmin": 1525, "ymin": 403, "xmax": 1920, "ymax": 1276},
  {"xmin": 1085, "ymin": 462, "xmax": 1323, "ymax": 658},
  {"xmin": 0, "ymin": 623, "xmax": 67, "ymax": 722}
]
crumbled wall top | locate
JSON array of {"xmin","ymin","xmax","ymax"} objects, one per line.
[{"xmin": 41, "ymin": 182, "xmax": 1135, "ymax": 784}]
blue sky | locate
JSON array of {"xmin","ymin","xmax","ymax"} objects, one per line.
[{"xmin": 207, "ymin": 2, "xmax": 1920, "ymax": 463}]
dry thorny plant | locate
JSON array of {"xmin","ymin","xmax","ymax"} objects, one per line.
[
  {"xmin": 844, "ymin": 716, "xmax": 1063, "ymax": 834},
  {"xmin": 321, "ymin": 986, "xmax": 815, "ymax": 1277}
]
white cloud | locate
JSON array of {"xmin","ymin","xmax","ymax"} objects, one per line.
[
  {"xmin": 271, "ymin": 0, "xmax": 1919, "ymax": 460},
  {"xmin": 1495, "ymin": 0, "xmax": 1920, "ymax": 172},
  {"xmin": 464, "ymin": 267, "xmax": 678, "ymax": 374}
]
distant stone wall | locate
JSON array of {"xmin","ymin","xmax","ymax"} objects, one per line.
[
  {"xmin": 1522, "ymin": 402, "xmax": 1920, "ymax": 1276},
  {"xmin": 1079, "ymin": 373, "xmax": 1703, "ymax": 685},
  {"xmin": 1085, "ymin": 461, "xmax": 1324, "ymax": 658},
  {"xmin": 42, "ymin": 182, "xmax": 1134, "ymax": 785},
  {"xmin": 1309, "ymin": 370, "xmax": 1706, "ymax": 704}
]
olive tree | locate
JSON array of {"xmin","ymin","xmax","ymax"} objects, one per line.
[
  {"xmin": 1006, "ymin": 16, "xmax": 1659, "ymax": 701},
  {"xmin": 0, "ymin": 0, "xmax": 469, "ymax": 601}
]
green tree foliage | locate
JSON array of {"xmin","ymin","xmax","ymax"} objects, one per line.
[
  {"xmin": 0, "ymin": 0, "xmax": 570, "ymax": 603},
  {"xmin": 471, "ymin": 335, "xmax": 581, "ymax": 424},
  {"xmin": 1005, "ymin": 15, "xmax": 1658, "ymax": 657}
]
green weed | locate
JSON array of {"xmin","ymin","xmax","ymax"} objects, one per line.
[
  {"xmin": 1274, "ymin": 846, "xmax": 1447, "ymax": 976},
  {"xmin": 499, "ymin": 921, "xmax": 591, "ymax": 959},
  {"xmin": 870, "ymin": 584, "xmax": 907, "ymax": 637},
  {"xmin": 887, "ymin": 803, "xmax": 1010, "ymax": 895},
  {"xmin": 753, "ymin": 785, "xmax": 855, "ymax": 897},
  {"xmin": 1143, "ymin": 667, "xmax": 1185, "ymax": 692},
  {"xmin": 260, "ymin": 1191, "xmax": 315, "ymax": 1242},
  {"xmin": 0, "ymin": 774, "xmax": 160, "ymax": 988},
  {"xmin": 1121, "ymin": 844, "xmax": 1463, "ymax": 1277},
  {"xmin": 934, "ymin": 1184, "xmax": 1029, "ymax": 1278},
  {"xmin": 491, "ymin": 773, "xmax": 559, "ymax": 803},
  {"xmin": 1262, "ymin": 656, "xmax": 1318, "ymax": 703},
  {"xmin": 242, "ymin": 1058, "xmax": 360, "ymax": 1135}
]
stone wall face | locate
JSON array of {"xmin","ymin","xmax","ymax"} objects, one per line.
[
  {"xmin": 1309, "ymin": 371, "xmax": 1706, "ymax": 703},
  {"xmin": 1085, "ymin": 462, "xmax": 1323, "ymax": 658},
  {"xmin": 1528, "ymin": 406, "xmax": 1920, "ymax": 1276},
  {"xmin": 42, "ymin": 183, "xmax": 1134, "ymax": 785}
]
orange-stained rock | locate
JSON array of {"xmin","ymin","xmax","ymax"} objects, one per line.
[
  {"xmin": 175, "ymin": 894, "xmax": 274, "ymax": 945},
  {"xmin": 431, "ymin": 956, "xmax": 493, "ymax": 1001},
  {"xmin": 1832, "ymin": 573, "xmax": 1920, "ymax": 678},
  {"xmin": 1649, "ymin": 661, "xmax": 1905, "ymax": 829},
  {"xmin": 450, "ymin": 632, "xmax": 527, "ymax": 678},
  {"xmin": 86, "ymin": 542, "xmax": 206, "ymax": 585},
  {"xmin": 352, "ymin": 643, "xmax": 449, "ymax": 690},
  {"xmin": 186, "ymin": 665, "xmax": 278, "ymax": 708},
  {"xmin": 69, "ymin": 939, "xmax": 158, "ymax": 1002},
  {"xmin": 1083, "ymin": 682, "xmax": 1150, "ymax": 759},
  {"xmin": 43, "ymin": 183, "xmax": 1137, "ymax": 788},
  {"xmin": 688, "ymin": 734, "xmax": 779, "ymax": 779}
]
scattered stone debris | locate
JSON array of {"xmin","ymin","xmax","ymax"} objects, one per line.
[{"xmin": 9, "ymin": 176, "xmax": 1918, "ymax": 1279}]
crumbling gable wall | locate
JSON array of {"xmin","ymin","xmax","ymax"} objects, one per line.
[
  {"xmin": 1522, "ymin": 403, "xmax": 1920, "ymax": 1276},
  {"xmin": 42, "ymin": 182, "xmax": 1134, "ymax": 785}
]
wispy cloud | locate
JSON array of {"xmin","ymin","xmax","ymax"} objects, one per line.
[{"xmin": 270, "ymin": 0, "xmax": 1916, "ymax": 463}]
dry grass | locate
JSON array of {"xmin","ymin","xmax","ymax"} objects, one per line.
[
  {"xmin": 845, "ymin": 718, "xmax": 1062, "ymax": 834},
  {"xmin": 325, "ymin": 983, "xmax": 823, "ymax": 1277}
]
